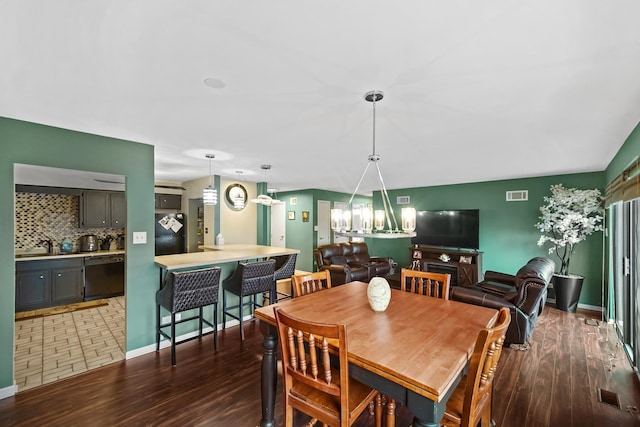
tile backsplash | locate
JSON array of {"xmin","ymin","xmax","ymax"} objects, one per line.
[{"xmin": 15, "ymin": 192, "xmax": 124, "ymax": 252}]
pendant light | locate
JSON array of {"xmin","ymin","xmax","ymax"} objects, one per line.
[
  {"xmin": 202, "ymin": 154, "xmax": 218, "ymax": 205},
  {"xmin": 331, "ymin": 91, "xmax": 416, "ymax": 239},
  {"xmin": 250, "ymin": 164, "xmax": 281, "ymax": 206}
]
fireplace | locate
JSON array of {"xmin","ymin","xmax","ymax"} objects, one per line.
[{"xmin": 423, "ymin": 262, "xmax": 459, "ymax": 287}]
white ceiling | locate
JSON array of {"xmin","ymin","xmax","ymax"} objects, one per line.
[{"xmin": 3, "ymin": 1, "xmax": 640, "ymax": 195}]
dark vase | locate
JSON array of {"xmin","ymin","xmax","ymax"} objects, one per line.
[{"xmin": 552, "ymin": 274, "xmax": 584, "ymax": 312}]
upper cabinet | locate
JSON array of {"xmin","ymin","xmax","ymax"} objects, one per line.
[
  {"xmin": 80, "ymin": 191, "xmax": 126, "ymax": 228},
  {"xmin": 110, "ymin": 192, "xmax": 126, "ymax": 227},
  {"xmin": 155, "ymin": 193, "xmax": 182, "ymax": 210}
]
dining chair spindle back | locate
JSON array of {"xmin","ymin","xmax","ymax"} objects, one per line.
[
  {"xmin": 274, "ymin": 307, "xmax": 382, "ymax": 427},
  {"xmin": 291, "ymin": 270, "xmax": 332, "ymax": 297},
  {"xmin": 400, "ymin": 268, "xmax": 451, "ymax": 300}
]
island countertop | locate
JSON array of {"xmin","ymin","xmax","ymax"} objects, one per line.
[{"xmin": 154, "ymin": 244, "xmax": 299, "ymax": 271}]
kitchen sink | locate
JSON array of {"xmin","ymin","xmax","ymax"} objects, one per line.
[
  {"xmin": 15, "ymin": 252, "xmax": 79, "ymax": 259},
  {"xmin": 15, "ymin": 253, "xmax": 50, "ymax": 258}
]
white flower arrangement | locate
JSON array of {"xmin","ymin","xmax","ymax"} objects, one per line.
[{"xmin": 535, "ymin": 184, "xmax": 604, "ymax": 276}]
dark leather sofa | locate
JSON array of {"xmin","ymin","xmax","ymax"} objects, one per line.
[
  {"xmin": 451, "ymin": 257, "xmax": 555, "ymax": 345},
  {"xmin": 313, "ymin": 242, "xmax": 393, "ymax": 285}
]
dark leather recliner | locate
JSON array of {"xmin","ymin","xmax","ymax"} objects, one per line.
[
  {"xmin": 313, "ymin": 242, "xmax": 392, "ymax": 285},
  {"xmin": 451, "ymin": 257, "xmax": 555, "ymax": 345}
]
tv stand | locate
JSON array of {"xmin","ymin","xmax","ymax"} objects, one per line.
[{"xmin": 409, "ymin": 246, "xmax": 482, "ymax": 287}]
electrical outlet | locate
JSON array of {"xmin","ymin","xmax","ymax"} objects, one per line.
[{"xmin": 132, "ymin": 232, "xmax": 147, "ymax": 244}]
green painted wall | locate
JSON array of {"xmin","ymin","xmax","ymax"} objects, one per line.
[
  {"xmin": 606, "ymin": 122, "xmax": 640, "ymax": 182},
  {"xmin": 0, "ymin": 117, "xmax": 156, "ymax": 391},
  {"xmin": 379, "ymin": 172, "xmax": 606, "ymax": 307}
]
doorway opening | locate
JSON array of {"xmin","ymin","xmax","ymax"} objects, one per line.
[{"xmin": 13, "ymin": 164, "xmax": 127, "ymax": 392}]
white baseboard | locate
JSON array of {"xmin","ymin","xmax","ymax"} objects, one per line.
[
  {"xmin": 126, "ymin": 316, "xmax": 249, "ymax": 360},
  {"xmin": 577, "ymin": 303, "xmax": 603, "ymax": 312},
  {"xmin": 0, "ymin": 384, "xmax": 18, "ymax": 400},
  {"xmin": 546, "ymin": 298, "xmax": 603, "ymax": 313}
]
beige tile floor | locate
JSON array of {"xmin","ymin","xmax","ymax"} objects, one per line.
[{"xmin": 14, "ymin": 296, "xmax": 125, "ymax": 392}]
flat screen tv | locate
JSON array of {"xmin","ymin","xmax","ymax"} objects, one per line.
[{"xmin": 411, "ymin": 209, "xmax": 480, "ymax": 250}]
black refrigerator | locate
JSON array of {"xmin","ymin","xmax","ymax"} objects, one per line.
[{"xmin": 155, "ymin": 213, "xmax": 187, "ymax": 255}]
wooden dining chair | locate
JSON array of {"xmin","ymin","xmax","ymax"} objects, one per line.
[
  {"xmin": 382, "ymin": 268, "xmax": 453, "ymax": 426},
  {"xmin": 442, "ymin": 307, "xmax": 511, "ymax": 427},
  {"xmin": 274, "ymin": 307, "xmax": 382, "ymax": 427},
  {"xmin": 400, "ymin": 268, "xmax": 451, "ymax": 300},
  {"xmin": 291, "ymin": 270, "xmax": 332, "ymax": 297}
]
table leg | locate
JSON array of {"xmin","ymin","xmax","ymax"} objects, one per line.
[
  {"xmin": 407, "ymin": 389, "xmax": 447, "ymax": 427},
  {"xmin": 260, "ymin": 323, "xmax": 278, "ymax": 427}
]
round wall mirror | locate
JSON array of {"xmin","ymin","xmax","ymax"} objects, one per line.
[{"xmin": 225, "ymin": 183, "xmax": 247, "ymax": 210}]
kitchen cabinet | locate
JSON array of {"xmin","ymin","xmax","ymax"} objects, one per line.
[
  {"xmin": 15, "ymin": 269, "xmax": 50, "ymax": 310},
  {"xmin": 155, "ymin": 193, "xmax": 182, "ymax": 210},
  {"xmin": 80, "ymin": 191, "xmax": 126, "ymax": 228},
  {"xmin": 51, "ymin": 266, "xmax": 84, "ymax": 304},
  {"xmin": 16, "ymin": 258, "xmax": 83, "ymax": 311},
  {"xmin": 110, "ymin": 192, "xmax": 126, "ymax": 227}
]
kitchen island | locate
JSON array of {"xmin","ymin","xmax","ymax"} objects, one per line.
[{"xmin": 155, "ymin": 244, "xmax": 299, "ymax": 271}]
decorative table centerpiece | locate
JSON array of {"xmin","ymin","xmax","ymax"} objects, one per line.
[{"xmin": 367, "ymin": 277, "xmax": 391, "ymax": 312}]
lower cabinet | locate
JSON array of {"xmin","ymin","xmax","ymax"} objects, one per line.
[
  {"xmin": 15, "ymin": 269, "xmax": 51, "ymax": 310},
  {"xmin": 16, "ymin": 258, "xmax": 83, "ymax": 311}
]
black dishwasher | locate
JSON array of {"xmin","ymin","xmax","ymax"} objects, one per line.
[{"xmin": 84, "ymin": 255, "xmax": 125, "ymax": 300}]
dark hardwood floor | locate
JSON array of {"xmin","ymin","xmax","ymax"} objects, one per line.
[{"xmin": 1, "ymin": 305, "xmax": 638, "ymax": 426}]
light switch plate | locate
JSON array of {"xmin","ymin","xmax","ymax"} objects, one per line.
[{"xmin": 132, "ymin": 231, "xmax": 147, "ymax": 244}]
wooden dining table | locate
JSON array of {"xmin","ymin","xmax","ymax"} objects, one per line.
[{"xmin": 254, "ymin": 281, "xmax": 499, "ymax": 427}]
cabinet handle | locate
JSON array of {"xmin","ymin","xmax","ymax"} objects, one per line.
[
  {"xmin": 57, "ymin": 273, "xmax": 62, "ymax": 277},
  {"xmin": 40, "ymin": 275, "xmax": 44, "ymax": 279}
]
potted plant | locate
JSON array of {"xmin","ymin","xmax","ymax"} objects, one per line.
[{"xmin": 535, "ymin": 184, "xmax": 604, "ymax": 312}]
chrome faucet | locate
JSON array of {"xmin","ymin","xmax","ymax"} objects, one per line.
[{"xmin": 38, "ymin": 238, "xmax": 53, "ymax": 254}]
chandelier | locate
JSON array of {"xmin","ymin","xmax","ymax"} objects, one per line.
[
  {"xmin": 202, "ymin": 154, "xmax": 218, "ymax": 205},
  {"xmin": 251, "ymin": 164, "xmax": 281, "ymax": 206},
  {"xmin": 331, "ymin": 91, "xmax": 416, "ymax": 239}
]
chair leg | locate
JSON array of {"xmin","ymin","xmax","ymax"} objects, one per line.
[
  {"xmin": 213, "ymin": 303, "xmax": 218, "ymax": 351},
  {"xmin": 222, "ymin": 290, "xmax": 227, "ymax": 330},
  {"xmin": 156, "ymin": 304, "xmax": 161, "ymax": 352},
  {"xmin": 239, "ymin": 295, "xmax": 244, "ymax": 341},
  {"xmin": 386, "ymin": 398, "xmax": 396, "ymax": 427},
  {"xmin": 375, "ymin": 394, "xmax": 382, "ymax": 427},
  {"xmin": 171, "ymin": 313, "xmax": 176, "ymax": 366}
]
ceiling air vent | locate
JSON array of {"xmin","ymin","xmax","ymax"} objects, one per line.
[
  {"xmin": 506, "ymin": 190, "xmax": 528, "ymax": 201},
  {"xmin": 396, "ymin": 196, "xmax": 411, "ymax": 205}
]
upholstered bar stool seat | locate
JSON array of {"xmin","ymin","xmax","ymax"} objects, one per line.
[{"xmin": 156, "ymin": 267, "xmax": 221, "ymax": 366}]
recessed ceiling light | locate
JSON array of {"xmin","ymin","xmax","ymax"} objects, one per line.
[{"xmin": 204, "ymin": 78, "xmax": 225, "ymax": 89}]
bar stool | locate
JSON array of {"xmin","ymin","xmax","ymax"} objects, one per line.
[
  {"xmin": 268, "ymin": 253, "xmax": 297, "ymax": 303},
  {"xmin": 222, "ymin": 259, "xmax": 276, "ymax": 341},
  {"xmin": 156, "ymin": 267, "xmax": 221, "ymax": 366}
]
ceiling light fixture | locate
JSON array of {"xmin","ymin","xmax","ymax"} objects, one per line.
[
  {"xmin": 331, "ymin": 90, "xmax": 416, "ymax": 239},
  {"xmin": 251, "ymin": 164, "xmax": 281, "ymax": 206},
  {"xmin": 202, "ymin": 154, "xmax": 218, "ymax": 205},
  {"xmin": 232, "ymin": 171, "xmax": 246, "ymax": 209}
]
